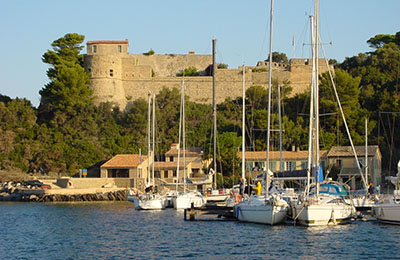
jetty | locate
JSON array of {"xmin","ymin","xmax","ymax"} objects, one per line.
[{"xmin": 184, "ymin": 203, "xmax": 235, "ymax": 221}]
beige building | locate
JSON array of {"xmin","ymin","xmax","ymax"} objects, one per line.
[
  {"xmin": 327, "ymin": 145, "xmax": 382, "ymax": 190},
  {"xmin": 239, "ymin": 145, "xmax": 382, "ymax": 190},
  {"xmin": 99, "ymin": 144, "xmax": 211, "ymax": 192},
  {"xmin": 83, "ymin": 39, "xmax": 332, "ymax": 110},
  {"xmin": 240, "ymin": 150, "xmax": 328, "ymax": 178},
  {"xmin": 100, "ymin": 154, "xmax": 150, "ymax": 191}
]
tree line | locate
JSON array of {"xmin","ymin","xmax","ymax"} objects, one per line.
[{"xmin": 0, "ymin": 32, "xmax": 399, "ymax": 187}]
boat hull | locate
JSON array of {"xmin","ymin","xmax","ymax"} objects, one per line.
[
  {"xmin": 373, "ymin": 203, "xmax": 400, "ymax": 225},
  {"xmin": 234, "ymin": 195, "xmax": 288, "ymax": 225},
  {"xmin": 234, "ymin": 204, "xmax": 287, "ymax": 225},
  {"xmin": 173, "ymin": 193, "xmax": 206, "ymax": 210},
  {"xmin": 131, "ymin": 195, "xmax": 166, "ymax": 210},
  {"xmin": 293, "ymin": 202, "xmax": 354, "ymax": 226},
  {"xmin": 345, "ymin": 196, "xmax": 375, "ymax": 211}
]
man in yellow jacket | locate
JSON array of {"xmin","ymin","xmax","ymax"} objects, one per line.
[{"xmin": 253, "ymin": 181, "xmax": 262, "ymax": 195}]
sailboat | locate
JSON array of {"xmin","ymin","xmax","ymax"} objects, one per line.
[
  {"xmin": 172, "ymin": 77, "xmax": 207, "ymax": 210},
  {"xmin": 373, "ymin": 160, "xmax": 400, "ymax": 224},
  {"xmin": 133, "ymin": 94, "xmax": 166, "ymax": 210},
  {"xmin": 290, "ymin": 0, "xmax": 355, "ymax": 226},
  {"xmin": 233, "ymin": 0, "xmax": 289, "ymax": 225}
]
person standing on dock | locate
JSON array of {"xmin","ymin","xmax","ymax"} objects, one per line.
[{"xmin": 239, "ymin": 177, "xmax": 245, "ymax": 197}]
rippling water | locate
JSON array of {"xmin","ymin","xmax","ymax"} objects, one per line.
[{"xmin": 1, "ymin": 202, "xmax": 400, "ymax": 259}]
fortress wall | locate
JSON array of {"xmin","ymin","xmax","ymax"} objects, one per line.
[
  {"xmin": 130, "ymin": 54, "xmax": 212, "ymax": 77},
  {"xmin": 251, "ymin": 71, "xmax": 291, "ymax": 85},
  {"xmin": 121, "ymin": 57, "xmax": 152, "ymax": 80},
  {"xmin": 122, "ymin": 73, "xmax": 254, "ymax": 107},
  {"xmin": 84, "ymin": 42, "xmax": 334, "ymax": 109}
]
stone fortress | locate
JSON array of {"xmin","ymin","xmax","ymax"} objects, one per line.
[{"xmin": 83, "ymin": 40, "xmax": 332, "ymax": 109}]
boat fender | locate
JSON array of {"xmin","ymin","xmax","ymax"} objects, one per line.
[{"xmin": 235, "ymin": 193, "xmax": 242, "ymax": 203}]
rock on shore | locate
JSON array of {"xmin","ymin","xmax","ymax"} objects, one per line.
[{"xmin": 0, "ymin": 181, "xmax": 128, "ymax": 202}]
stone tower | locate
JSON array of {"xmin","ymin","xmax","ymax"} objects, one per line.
[{"xmin": 84, "ymin": 40, "xmax": 129, "ymax": 108}]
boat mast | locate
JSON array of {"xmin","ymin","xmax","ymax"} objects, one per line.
[
  {"xmin": 147, "ymin": 91, "xmax": 151, "ymax": 186},
  {"xmin": 278, "ymin": 84, "xmax": 283, "ymax": 172},
  {"xmin": 212, "ymin": 38, "xmax": 217, "ymax": 190},
  {"xmin": 314, "ymin": 0, "xmax": 320, "ymax": 170},
  {"xmin": 365, "ymin": 118, "xmax": 368, "ymax": 187},
  {"xmin": 306, "ymin": 14, "xmax": 316, "ymax": 197},
  {"xmin": 183, "ymin": 77, "xmax": 186, "ymax": 194},
  {"xmin": 175, "ymin": 78, "xmax": 184, "ymax": 193},
  {"xmin": 152, "ymin": 94, "xmax": 156, "ymax": 186},
  {"xmin": 242, "ymin": 63, "xmax": 246, "ymax": 181},
  {"xmin": 265, "ymin": 0, "xmax": 274, "ymax": 198}
]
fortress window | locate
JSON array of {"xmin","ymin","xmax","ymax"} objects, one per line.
[
  {"xmin": 110, "ymin": 69, "xmax": 114, "ymax": 77},
  {"xmin": 118, "ymin": 45, "xmax": 122, "ymax": 52},
  {"xmin": 93, "ymin": 45, "xmax": 97, "ymax": 53}
]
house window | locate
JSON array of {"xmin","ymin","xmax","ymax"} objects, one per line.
[
  {"xmin": 253, "ymin": 162, "xmax": 264, "ymax": 171},
  {"xmin": 155, "ymin": 171, "xmax": 161, "ymax": 178},
  {"xmin": 286, "ymin": 161, "xmax": 296, "ymax": 172},
  {"xmin": 118, "ymin": 45, "xmax": 122, "ymax": 52},
  {"xmin": 138, "ymin": 168, "xmax": 142, "ymax": 178},
  {"xmin": 246, "ymin": 162, "xmax": 253, "ymax": 171},
  {"xmin": 93, "ymin": 45, "xmax": 97, "ymax": 53},
  {"xmin": 173, "ymin": 170, "xmax": 177, "ymax": 177},
  {"xmin": 269, "ymin": 161, "xmax": 276, "ymax": 171},
  {"xmin": 110, "ymin": 69, "xmax": 114, "ymax": 77},
  {"xmin": 301, "ymin": 161, "xmax": 307, "ymax": 170},
  {"xmin": 170, "ymin": 156, "xmax": 174, "ymax": 162},
  {"xmin": 164, "ymin": 171, "xmax": 168, "ymax": 178}
]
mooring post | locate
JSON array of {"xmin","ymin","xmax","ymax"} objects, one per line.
[{"xmin": 190, "ymin": 202, "xmax": 195, "ymax": 221}]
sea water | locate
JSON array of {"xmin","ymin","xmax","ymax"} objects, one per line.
[{"xmin": 1, "ymin": 202, "xmax": 399, "ymax": 260}]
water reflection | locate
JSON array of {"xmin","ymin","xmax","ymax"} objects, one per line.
[{"xmin": 1, "ymin": 202, "xmax": 400, "ymax": 259}]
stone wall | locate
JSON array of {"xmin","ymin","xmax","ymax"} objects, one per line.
[{"xmin": 84, "ymin": 40, "xmax": 333, "ymax": 109}]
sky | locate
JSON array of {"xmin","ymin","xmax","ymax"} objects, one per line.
[{"xmin": 0, "ymin": 0, "xmax": 398, "ymax": 107}]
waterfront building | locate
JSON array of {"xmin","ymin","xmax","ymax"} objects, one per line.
[{"xmin": 327, "ymin": 145, "xmax": 382, "ymax": 190}]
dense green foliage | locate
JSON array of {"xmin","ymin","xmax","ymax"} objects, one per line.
[
  {"xmin": 176, "ymin": 66, "xmax": 200, "ymax": 76},
  {"xmin": 1, "ymin": 32, "xmax": 399, "ymax": 185}
]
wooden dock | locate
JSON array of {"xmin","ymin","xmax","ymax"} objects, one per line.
[{"xmin": 184, "ymin": 203, "xmax": 235, "ymax": 221}]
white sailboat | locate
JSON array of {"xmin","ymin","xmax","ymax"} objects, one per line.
[
  {"xmin": 373, "ymin": 161, "xmax": 400, "ymax": 224},
  {"xmin": 234, "ymin": 0, "xmax": 289, "ymax": 225},
  {"xmin": 134, "ymin": 94, "xmax": 166, "ymax": 210},
  {"xmin": 291, "ymin": 0, "xmax": 355, "ymax": 226},
  {"xmin": 173, "ymin": 77, "xmax": 206, "ymax": 210}
]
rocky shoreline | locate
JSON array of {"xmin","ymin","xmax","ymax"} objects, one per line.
[{"xmin": 0, "ymin": 180, "xmax": 128, "ymax": 202}]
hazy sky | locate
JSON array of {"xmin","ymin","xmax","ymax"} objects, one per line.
[{"xmin": 0, "ymin": 0, "xmax": 398, "ymax": 107}]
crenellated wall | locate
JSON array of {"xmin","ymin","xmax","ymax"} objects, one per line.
[{"xmin": 84, "ymin": 40, "xmax": 333, "ymax": 109}]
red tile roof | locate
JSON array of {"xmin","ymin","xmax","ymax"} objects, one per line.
[
  {"xmin": 87, "ymin": 40, "xmax": 129, "ymax": 45},
  {"xmin": 101, "ymin": 154, "xmax": 147, "ymax": 168}
]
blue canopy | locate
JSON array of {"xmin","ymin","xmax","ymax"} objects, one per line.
[{"xmin": 309, "ymin": 183, "xmax": 348, "ymax": 197}]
